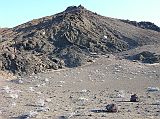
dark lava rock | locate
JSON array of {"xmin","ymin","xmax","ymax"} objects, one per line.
[
  {"xmin": 65, "ymin": 5, "xmax": 85, "ymax": 13},
  {"xmin": 58, "ymin": 116, "xmax": 68, "ymax": 119},
  {"xmin": 105, "ymin": 103, "xmax": 118, "ymax": 112},
  {"xmin": 130, "ymin": 94, "xmax": 139, "ymax": 102},
  {"xmin": 128, "ymin": 51, "xmax": 160, "ymax": 64},
  {"xmin": 121, "ymin": 20, "xmax": 160, "ymax": 32}
]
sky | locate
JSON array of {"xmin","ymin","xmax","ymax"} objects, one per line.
[{"xmin": 0, "ymin": 0, "xmax": 160, "ymax": 28}]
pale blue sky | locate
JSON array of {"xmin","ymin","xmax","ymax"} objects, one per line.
[{"xmin": 0, "ymin": 0, "xmax": 160, "ymax": 28}]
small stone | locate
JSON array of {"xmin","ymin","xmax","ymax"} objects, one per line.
[
  {"xmin": 59, "ymin": 81, "xmax": 65, "ymax": 84},
  {"xmin": 87, "ymin": 59, "xmax": 94, "ymax": 62},
  {"xmin": 2, "ymin": 85, "xmax": 10, "ymax": 93},
  {"xmin": 88, "ymin": 114, "xmax": 92, "ymax": 116},
  {"xmin": 101, "ymin": 114, "xmax": 106, "ymax": 117},
  {"xmin": 44, "ymin": 78, "xmax": 49, "ymax": 82},
  {"xmin": 35, "ymin": 84, "xmax": 41, "ymax": 87},
  {"xmin": 11, "ymin": 102, "xmax": 16, "ymax": 107},
  {"xmin": 36, "ymin": 107, "xmax": 50, "ymax": 112},
  {"xmin": 41, "ymin": 83, "xmax": 46, "ymax": 86},
  {"xmin": 9, "ymin": 93, "xmax": 18, "ymax": 99},
  {"xmin": 28, "ymin": 87, "xmax": 35, "ymax": 92},
  {"xmin": 58, "ymin": 116, "xmax": 68, "ymax": 119},
  {"xmin": 147, "ymin": 87, "xmax": 159, "ymax": 92},
  {"xmin": 21, "ymin": 111, "xmax": 38, "ymax": 118},
  {"xmin": 35, "ymin": 92, "xmax": 42, "ymax": 95},
  {"xmin": 130, "ymin": 94, "xmax": 139, "ymax": 102},
  {"xmin": 45, "ymin": 98, "xmax": 52, "ymax": 102},
  {"xmin": 18, "ymin": 80, "xmax": 23, "ymax": 84},
  {"xmin": 36, "ymin": 99, "xmax": 45, "ymax": 107},
  {"xmin": 81, "ymin": 89, "xmax": 88, "ymax": 93},
  {"xmin": 57, "ymin": 85, "xmax": 63, "ymax": 87},
  {"xmin": 104, "ymin": 35, "xmax": 108, "ymax": 39},
  {"xmin": 105, "ymin": 103, "xmax": 118, "ymax": 112}
]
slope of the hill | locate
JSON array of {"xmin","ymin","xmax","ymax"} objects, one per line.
[
  {"xmin": 121, "ymin": 20, "xmax": 160, "ymax": 32},
  {"xmin": 0, "ymin": 5, "xmax": 160, "ymax": 75}
]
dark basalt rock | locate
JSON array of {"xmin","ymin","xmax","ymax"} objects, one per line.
[
  {"xmin": 121, "ymin": 20, "xmax": 160, "ymax": 32},
  {"xmin": 128, "ymin": 51, "xmax": 160, "ymax": 64},
  {"xmin": 105, "ymin": 103, "xmax": 118, "ymax": 112},
  {"xmin": 130, "ymin": 94, "xmax": 139, "ymax": 102},
  {"xmin": 65, "ymin": 5, "xmax": 85, "ymax": 13}
]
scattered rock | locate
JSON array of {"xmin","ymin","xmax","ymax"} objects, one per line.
[
  {"xmin": 35, "ymin": 99, "xmax": 45, "ymax": 107},
  {"xmin": 28, "ymin": 87, "xmax": 35, "ymax": 92},
  {"xmin": 147, "ymin": 87, "xmax": 160, "ymax": 92},
  {"xmin": 59, "ymin": 81, "xmax": 65, "ymax": 84},
  {"xmin": 58, "ymin": 116, "xmax": 68, "ymax": 119},
  {"xmin": 77, "ymin": 97, "xmax": 89, "ymax": 106},
  {"xmin": 11, "ymin": 102, "xmax": 16, "ymax": 107},
  {"xmin": 105, "ymin": 103, "xmax": 118, "ymax": 112},
  {"xmin": 81, "ymin": 89, "xmax": 88, "ymax": 93},
  {"xmin": 36, "ymin": 107, "xmax": 50, "ymax": 112},
  {"xmin": 44, "ymin": 78, "xmax": 49, "ymax": 82},
  {"xmin": 87, "ymin": 59, "xmax": 94, "ymax": 63},
  {"xmin": 1, "ymin": 85, "xmax": 10, "ymax": 93},
  {"xmin": 45, "ymin": 98, "xmax": 52, "ymax": 102},
  {"xmin": 9, "ymin": 93, "xmax": 18, "ymax": 99},
  {"xmin": 19, "ymin": 111, "xmax": 38, "ymax": 119},
  {"xmin": 18, "ymin": 79, "xmax": 23, "ymax": 84},
  {"xmin": 130, "ymin": 94, "xmax": 139, "ymax": 102}
]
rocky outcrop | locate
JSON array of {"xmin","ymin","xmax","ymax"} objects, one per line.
[
  {"xmin": 121, "ymin": 20, "xmax": 160, "ymax": 32},
  {"xmin": 128, "ymin": 51, "xmax": 160, "ymax": 63}
]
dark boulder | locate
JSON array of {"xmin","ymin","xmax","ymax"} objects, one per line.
[
  {"xmin": 130, "ymin": 51, "xmax": 160, "ymax": 64},
  {"xmin": 130, "ymin": 94, "xmax": 139, "ymax": 102},
  {"xmin": 105, "ymin": 103, "xmax": 118, "ymax": 112}
]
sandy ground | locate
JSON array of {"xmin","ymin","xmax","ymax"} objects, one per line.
[{"xmin": 0, "ymin": 54, "xmax": 160, "ymax": 119}]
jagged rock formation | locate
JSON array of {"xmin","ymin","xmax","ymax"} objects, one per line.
[
  {"xmin": 128, "ymin": 51, "xmax": 160, "ymax": 63},
  {"xmin": 121, "ymin": 20, "xmax": 160, "ymax": 32},
  {"xmin": 0, "ymin": 5, "xmax": 160, "ymax": 75}
]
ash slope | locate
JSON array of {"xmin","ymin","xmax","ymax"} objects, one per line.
[{"xmin": 0, "ymin": 5, "xmax": 160, "ymax": 75}]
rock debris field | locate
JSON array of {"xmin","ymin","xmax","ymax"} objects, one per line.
[{"xmin": 0, "ymin": 55, "xmax": 160, "ymax": 119}]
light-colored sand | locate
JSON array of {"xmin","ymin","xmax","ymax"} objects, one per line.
[{"xmin": 0, "ymin": 55, "xmax": 160, "ymax": 119}]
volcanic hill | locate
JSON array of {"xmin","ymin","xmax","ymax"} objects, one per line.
[{"xmin": 0, "ymin": 5, "xmax": 160, "ymax": 75}]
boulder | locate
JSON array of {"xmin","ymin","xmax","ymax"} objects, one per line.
[
  {"xmin": 129, "ymin": 51, "xmax": 160, "ymax": 64},
  {"xmin": 105, "ymin": 103, "xmax": 118, "ymax": 112},
  {"xmin": 130, "ymin": 94, "xmax": 139, "ymax": 102}
]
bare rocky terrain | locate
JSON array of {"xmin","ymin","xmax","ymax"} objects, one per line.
[
  {"xmin": 0, "ymin": 5, "xmax": 160, "ymax": 119},
  {"xmin": 0, "ymin": 54, "xmax": 160, "ymax": 119}
]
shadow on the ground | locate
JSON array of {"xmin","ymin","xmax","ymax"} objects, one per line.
[
  {"xmin": 90, "ymin": 109, "xmax": 108, "ymax": 113},
  {"xmin": 116, "ymin": 100, "xmax": 139, "ymax": 103}
]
